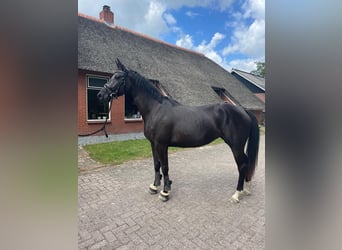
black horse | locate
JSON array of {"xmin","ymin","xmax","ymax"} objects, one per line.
[{"xmin": 97, "ymin": 59, "xmax": 259, "ymax": 203}]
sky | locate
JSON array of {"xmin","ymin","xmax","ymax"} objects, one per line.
[{"xmin": 78, "ymin": 0, "xmax": 264, "ymax": 73}]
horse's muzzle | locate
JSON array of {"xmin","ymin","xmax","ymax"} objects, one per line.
[{"xmin": 97, "ymin": 92, "xmax": 105, "ymax": 102}]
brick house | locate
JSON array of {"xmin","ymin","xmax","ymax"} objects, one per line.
[
  {"xmin": 231, "ymin": 68, "xmax": 265, "ymax": 124},
  {"xmin": 78, "ymin": 6, "xmax": 264, "ymax": 143}
]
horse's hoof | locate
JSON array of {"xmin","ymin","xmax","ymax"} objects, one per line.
[
  {"xmin": 243, "ymin": 190, "xmax": 251, "ymax": 196},
  {"xmin": 149, "ymin": 184, "xmax": 158, "ymax": 194},
  {"xmin": 158, "ymin": 190, "xmax": 169, "ymax": 202},
  {"xmin": 243, "ymin": 182, "xmax": 251, "ymax": 195},
  {"xmin": 230, "ymin": 197, "xmax": 240, "ymax": 203},
  {"xmin": 230, "ymin": 191, "xmax": 243, "ymax": 203}
]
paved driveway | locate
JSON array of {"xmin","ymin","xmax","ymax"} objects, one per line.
[{"xmin": 78, "ymin": 135, "xmax": 265, "ymax": 249}]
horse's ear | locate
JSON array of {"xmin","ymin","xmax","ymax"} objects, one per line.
[
  {"xmin": 116, "ymin": 58, "xmax": 128, "ymax": 72},
  {"xmin": 115, "ymin": 58, "xmax": 121, "ymax": 69}
]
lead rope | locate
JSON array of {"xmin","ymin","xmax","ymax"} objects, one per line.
[{"xmin": 78, "ymin": 97, "xmax": 114, "ymax": 138}]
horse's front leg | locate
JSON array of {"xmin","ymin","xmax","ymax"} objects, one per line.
[
  {"xmin": 159, "ymin": 166, "xmax": 172, "ymax": 202},
  {"xmin": 149, "ymin": 142, "xmax": 162, "ymax": 194}
]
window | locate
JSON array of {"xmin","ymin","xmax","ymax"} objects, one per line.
[
  {"xmin": 212, "ymin": 86, "xmax": 236, "ymax": 105},
  {"xmin": 149, "ymin": 79, "xmax": 169, "ymax": 97},
  {"xmin": 124, "ymin": 91, "xmax": 141, "ymax": 120},
  {"xmin": 87, "ymin": 75, "xmax": 110, "ymax": 121}
]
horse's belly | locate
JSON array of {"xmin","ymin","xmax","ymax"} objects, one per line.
[{"xmin": 170, "ymin": 122, "xmax": 219, "ymax": 147}]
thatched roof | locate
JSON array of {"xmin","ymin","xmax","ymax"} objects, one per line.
[{"xmin": 78, "ymin": 14, "xmax": 264, "ymax": 110}]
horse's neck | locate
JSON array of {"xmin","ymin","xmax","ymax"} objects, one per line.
[
  {"xmin": 132, "ymin": 89, "xmax": 161, "ymax": 119},
  {"xmin": 127, "ymin": 73, "xmax": 164, "ymax": 119}
]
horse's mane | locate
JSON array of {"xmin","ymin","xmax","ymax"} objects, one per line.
[{"xmin": 128, "ymin": 70, "xmax": 180, "ymax": 106}]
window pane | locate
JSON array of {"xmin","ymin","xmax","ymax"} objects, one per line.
[
  {"xmin": 124, "ymin": 93, "xmax": 140, "ymax": 119},
  {"xmin": 88, "ymin": 77, "xmax": 108, "ymax": 88},
  {"xmin": 87, "ymin": 89, "xmax": 109, "ymax": 120}
]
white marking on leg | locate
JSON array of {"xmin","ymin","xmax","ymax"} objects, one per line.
[
  {"xmin": 159, "ymin": 190, "xmax": 169, "ymax": 202},
  {"xmin": 243, "ymin": 181, "xmax": 251, "ymax": 195},
  {"xmin": 149, "ymin": 184, "xmax": 159, "ymax": 194},
  {"xmin": 149, "ymin": 184, "xmax": 158, "ymax": 191},
  {"xmin": 230, "ymin": 190, "xmax": 243, "ymax": 203},
  {"xmin": 160, "ymin": 190, "xmax": 169, "ymax": 197}
]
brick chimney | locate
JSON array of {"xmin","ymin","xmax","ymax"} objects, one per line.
[{"xmin": 99, "ymin": 5, "xmax": 114, "ymax": 25}]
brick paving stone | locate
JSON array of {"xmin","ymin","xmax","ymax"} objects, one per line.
[
  {"xmin": 78, "ymin": 135, "xmax": 265, "ymax": 249},
  {"xmin": 106, "ymin": 240, "xmax": 123, "ymax": 249},
  {"xmin": 103, "ymin": 231, "xmax": 117, "ymax": 242},
  {"xmin": 89, "ymin": 240, "xmax": 107, "ymax": 250},
  {"xmin": 92, "ymin": 230, "xmax": 104, "ymax": 242},
  {"xmin": 100, "ymin": 222, "xmax": 117, "ymax": 233},
  {"xmin": 125, "ymin": 224, "xmax": 141, "ymax": 234},
  {"xmin": 79, "ymin": 238, "xmax": 95, "ymax": 249},
  {"xmin": 112, "ymin": 224, "xmax": 129, "ymax": 234},
  {"xmin": 117, "ymin": 231, "xmax": 130, "ymax": 244}
]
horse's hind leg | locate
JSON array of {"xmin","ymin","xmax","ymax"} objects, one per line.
[
  {"xmin": 230, "ymin": 147, "xmax": 249, "ymax": 203},
  {"xmin": 243, "ymin": 179, "xmax": 252, "ymax": 196},
  {"xmin": 149, "ymin": 142, "xmax": 162, "ymax": 194},
  {"xmin": 154, "ymin": 144, "xmax": 172, "ymax": 202}
]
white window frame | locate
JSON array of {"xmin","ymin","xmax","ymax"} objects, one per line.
[
  {"xmin": 86, "ymin": 74, "xmax": 111, "ymax": 123},
  {"xmin": 221, "ymin": 92, "xmax": 236, "ymax": 105}
]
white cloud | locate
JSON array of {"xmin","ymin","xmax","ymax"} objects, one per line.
[
  {"xmin": 176, "ymin": 32, "xmax": 226, "ymax": 66},
  {"xmin": 176, "ymin": 34, "xmax": 194, "ymax": 49},
  {"xmin": 163, "ymin": 0, "xmax": 232, "ymax": 10},
  {"xmin": 135, "ymin": 1, "xmax": 169, "ymax": 37},
  {"xmin": 163, "ymin": 13, "xmax": 177, "ymax": 25},
  {"xmin": 186, "ymin": 11, "xmax": 199, "ymax": 17},
  {"xmin": 223, "ymin": 19, "xmax": 265, "ymax": 57},
  {"xmin": 204, "ymin": 50, "xmax": 224, "ymax": 66},
  {"xmin": 222, "ymin": 0, "xmax": 265, "ymax": 60},
  {"xmin": 242, "ymin": 0, "xmax": 265, "ymax": 19},
  {"xmin": 217, "ymin": 0, "xmax": 234, "ymax": 11},
  {"xmin": 208, "ymin": 32, "xmax": 226, "ymax": 48},
  {"xmin": 144, "ymin": 1, "xmax": 165, "ymax": 23},
  {"xmin": 225, "ymin": 58, "xmax": 260, "ymax": 73}
]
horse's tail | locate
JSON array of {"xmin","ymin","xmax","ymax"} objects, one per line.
[{"xmin": 245, "ymin": 110, "xmax": 260, "ymax": 181}]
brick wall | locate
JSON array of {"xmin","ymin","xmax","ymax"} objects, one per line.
[
  {"xmin": 249, "ymin": 110, "xmax": 264, "ymax": 125},
  {"xmin": 78, "ymin": 70, "xmax": 144, "ymax": 135}
]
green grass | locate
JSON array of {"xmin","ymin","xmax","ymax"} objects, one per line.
[
  {"xmin": 84, "ymin": 138, "xmax": 224, "ymax": 165},
  {"xmin": 84, "ymin": 139, "xmax": 152, "ymax": 165}
]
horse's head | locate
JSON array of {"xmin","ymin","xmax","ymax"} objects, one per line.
[
  {"xmin": 97, "ymin": 70, "xmax": 127, "ymax": 102},
  {"xmin": 97, "ymin": 59, "xmax": 129, "ymax": 103}
]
